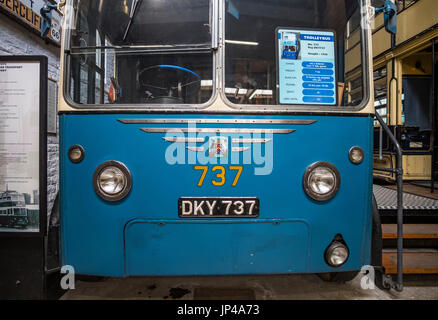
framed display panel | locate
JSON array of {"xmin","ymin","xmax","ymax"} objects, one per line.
[
  {"xmin": 0, "ymin": 56, "xmax": 48, "ymax": 237},
  {"xmin": 275, "ymin": 27, "xmax": 338, "ymax": 106}
]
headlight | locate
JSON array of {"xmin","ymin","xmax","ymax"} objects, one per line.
[
  {"xmin": 325, "ymin": 242, "xmax": 349, "ymax": 267},
  {"xmin": 68, "ymin": 145, "xmax": 85, "ymax": 163},
  {"xmin": 93, "ymin": 161, "xmax": 132, "ymax": 202},
  {"xmin": 349, "ymin": 146, "xmax": 364, "ymax": 165},
  {"xmin": 303, "ymin": 161, "xmax": 340, "ymax": 201}
]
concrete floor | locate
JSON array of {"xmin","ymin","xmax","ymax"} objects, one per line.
[{"xmin": 61, "ymin": 274, "xmax": 438, "ymax": 300}]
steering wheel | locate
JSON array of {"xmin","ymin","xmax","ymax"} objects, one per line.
[{"xmin": 138, "ymin": 65, "xmax": 201, "ymax": 104}]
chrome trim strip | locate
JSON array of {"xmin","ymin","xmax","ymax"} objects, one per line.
[
  {"xmin": 119, "ymin": 119, "xmax": 316, "ymax": 125},
  {"xmin": 211, "ymin": 0, "xmax": 219, "ymax": 50},
  {"xmin": 232, "ymin": 147, "xmax": 250, "ymax": 153},
  {"xmin": 187, "ymin": 147, "xmax": 205, "ymax": 152},
  {"xmin": 162, "ymin": 137, "xmax": 205, "ymax": 143},
  {"xmin": 141, "ymin": 128, "xmax": 295, "ymax": 134},
  {"xmin": 232, "ymin": 138, "xmax": 272, "ymax": 144}
]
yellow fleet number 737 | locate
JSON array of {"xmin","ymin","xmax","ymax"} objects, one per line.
[{"xmin": 194, "ymin": 166, "xmax": 243, "ymax": 187}]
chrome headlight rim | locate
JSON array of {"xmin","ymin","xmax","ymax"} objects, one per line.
[
  {"xmin": 93, "ymin": 161, "xmax": 132, "ymax": 202},
  {"xmin": 324, "ymin": 242, "xmax": 349, "ymax": 268},
  {"xmin": 68, "ymin": 145, "xmax": 85, "ymax": 164},
  {"xmin": 349, "ymin": 146, "xmax": 365, "ymax": 165},
  {"xmin": 303, "ymin": 161, "xmax": 341, "ymax": 202}
]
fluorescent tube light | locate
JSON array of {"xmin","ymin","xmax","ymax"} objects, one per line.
[{"xmin": 225, "ymin": 40, "xmax": 259, "ymax": 46}]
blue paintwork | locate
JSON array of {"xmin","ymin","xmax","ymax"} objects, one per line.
[
  {"xmin": 60, "ymin": 114, "xmax": 374, "ymax": 277},
  {"xmin": 282, "ymin": 51, "xmax": 298, "ymax": 60}
]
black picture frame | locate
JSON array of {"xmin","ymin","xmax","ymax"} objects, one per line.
[{"xmin": 0, "ymin": 56, "xmax": 48, "ymax": 238}]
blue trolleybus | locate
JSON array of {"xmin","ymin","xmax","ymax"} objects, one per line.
[
  {"xmin": 0, "ymin": 190, "xmax": 28, "ymax": 229},
  {"xmin": 58, "ymin": 0, "xmax": 389, "ymax": 282}
]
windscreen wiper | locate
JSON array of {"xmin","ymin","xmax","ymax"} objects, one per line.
[{"xmin": 123, "ymin": 0, "xmax": 142, "ymax": 41}]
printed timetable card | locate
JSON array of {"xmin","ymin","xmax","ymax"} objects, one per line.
[{"xmin": 277, "ymin": 28, "xmax": 336, "ymax": 105}]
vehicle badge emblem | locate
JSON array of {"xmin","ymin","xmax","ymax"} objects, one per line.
[{"xmin": 209, "ymin": 137, "xmax": 228, "ymax": 158}]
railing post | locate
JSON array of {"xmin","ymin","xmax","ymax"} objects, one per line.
[
  {"xmin": 379, "ymin": 125, "xmax": 383, "ymax": 160},
  {"xmin": 375, "ymin": 112, "xmax": 403, "ymax": 292},
  {"xmin": 432, "ymin": 38, "xmax": 436, "ymax": 193}
]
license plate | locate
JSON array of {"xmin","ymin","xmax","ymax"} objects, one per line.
[{"xmin": 178, "ymin": 197, "xmax": 260, "ymax": 218}]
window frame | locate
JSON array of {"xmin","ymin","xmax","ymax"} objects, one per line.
[
  {"xmin": 62, "ymin": 0, "xmax": 218, "ymax": 110},
  {"xmin": 219, "ymin": 0, "xmax": 371, "ymax": 112},
  {"xmin": 61, "ymin": 0, "xmax": 371, "ymax": 112}
]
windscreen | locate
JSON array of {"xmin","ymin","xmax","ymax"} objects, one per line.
[
  {"xmin": 82, "ymin": 0, "xmax": 212, "ymax": 46},
  {"xmin": 66, "ymin": 0, "xmax": 367, "ymax": 108},
  {"xmin": 224, "ymin": 0, "xmax": 366, "ymax": 107},
  {"xmin": 67, "ymin": 0, "xmax": 213, "ymax": 106}
]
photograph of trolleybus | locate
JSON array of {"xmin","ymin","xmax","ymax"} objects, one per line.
[
  {"xmin": 281, "ymin": 31, "xmax": 301, "ymax": 60},
  {"xmin": 0, "ymin": 186, "xmax": 39, "ymax": 232},
  {"xmin": 58, "ymin": 0, "xmax": 397, "ymax": 288}
]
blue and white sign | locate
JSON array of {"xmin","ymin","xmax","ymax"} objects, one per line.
[{"xmin": 277, "ymin": 29, "xmax": 336, "ymax": 105}]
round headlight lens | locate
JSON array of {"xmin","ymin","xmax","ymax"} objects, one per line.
[
  {"xmin": 349, "ymin": 146, "xmax": 364, "ymax": 165},
  {"xmin": 308, "ymin": 167, "xmax": 336, "ymax": 195},
  {"xmin": 98, "ymin": 166, "xmax": 127, "ymax": 195},
  {"xmin": 68, "ymin": 145, "xmax": 85, "ymax": 163},
  {"xmin": 303, "ymin": 162, "xmax": 340, "ymax": 201},
  {"xmin": 325, "ymin": 243, "xmax": 349, "ymax": 267},
  {"xmin": 93, "ymin": 161, "xmax": 132, "ymax": 201}
]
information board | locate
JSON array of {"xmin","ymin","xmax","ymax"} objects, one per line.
[
  {"xmin": 277, "ymin": 28, "xmax": 337, "ymax": 105},
  {"xmin": 0, "ymin": 56, "xmax": 47, "ymax": 235}
]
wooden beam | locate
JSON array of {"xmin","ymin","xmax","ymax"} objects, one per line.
[
  {"xmin": 382, "ymin": 224, "xmax": 438, "ymax": 239},
  {"xmin": 383, "ymin": 252, "xmax": 438, "ymax": 274}
]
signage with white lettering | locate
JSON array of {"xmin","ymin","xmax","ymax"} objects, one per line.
[
  {"xmin": 277, "ymin": 28, "xmax": 337, "ymax": 105},
  {"xmin": 0, "ymin": 57, "xmax": 47, "ymax": 234}
]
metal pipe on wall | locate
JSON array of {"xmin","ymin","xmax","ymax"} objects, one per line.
[{"xmin": 432, "ymin": 38, "xmax": 437, "ymax": 193}]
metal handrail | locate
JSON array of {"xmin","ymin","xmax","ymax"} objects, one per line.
[
  {"xmin": 374, "ymin": 112, "xmax": 404, "ymax": 292},
  {"xmin": 431, "ymin": 38, "xmax": 436, "ymax": 193}
]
